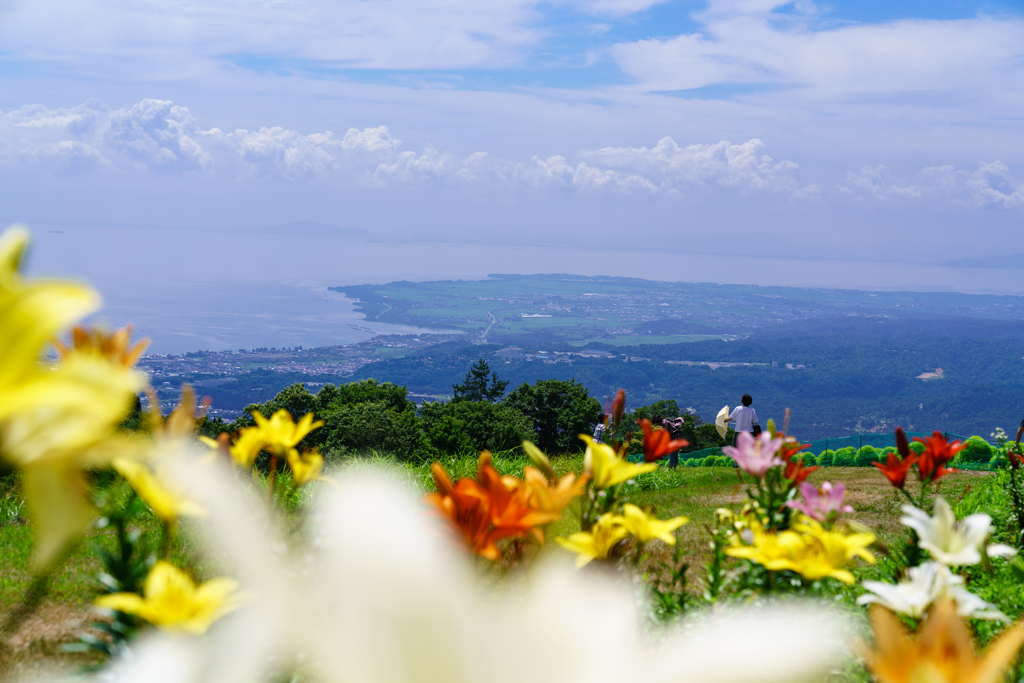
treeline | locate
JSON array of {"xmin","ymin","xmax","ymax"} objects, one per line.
[{"xmin": 194, "ymin": 361, "xmax": 733, "ymax": 461}]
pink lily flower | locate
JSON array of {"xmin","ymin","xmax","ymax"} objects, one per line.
[
  {"xmin": 786, "ymin": 482, "xmax": 854, "ymax": 522},
  {"xmin": 723, "ymin": 432, "xmax": 784, "ymax": 478}
]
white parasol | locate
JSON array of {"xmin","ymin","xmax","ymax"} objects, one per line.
[{"xmin": 715, "ymin": 405, "xmax": 731, "ymax": 439}]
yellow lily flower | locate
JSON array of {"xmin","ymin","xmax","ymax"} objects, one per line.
[
  {"xmin": 726, "ymin": 516, "xmax": 875, "ymax": 584},
  {"xmin": 0, "ymin": 226, "xmax": 99, "ymax": 395},
  {"xmin": 251, "ymin": 409, "xmax": 324, "ymax": 457},
  {"xmin": 579, "ymin": 434, "xmax": 657, "ymax": 489},
  {"xmin": 95, "ymin": 561, "xmax": 244, "ymax": 635},
  {"xmin": 619, "ymin": 504, "xmax": 688, "ymax": 545},
  {"xmin": 861, "ymin": 600, "xmax": 1024, "ymax": 683},
  {"xmin": 286, "ymin": 447, "xmax": 325, "ymax": 486},
  {"xmin": 522, "ymin": 466, "xmax": 588, "ymax": 517},
  {"xmin": 0, "ymin": 332, "xmax": 146, "ymax": 567},
  {"xmin": 113, "ymin": 457, "xmax": 207, "ymax": 525},
  {"xmin": 556, "ymin": 513, "xmax": 629, "ymax": 568},
  {"xmin": 226, "ymin": 427, "xmax": 266, "ymax": 467}
]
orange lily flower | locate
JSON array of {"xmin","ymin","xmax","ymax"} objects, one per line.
[
  {"xmin": 54, "ymin": 325, "xmax": 149, "ymax": 368},
  {"xmin": 636, "ymin": 419, "xmax": 689, "ymax": 463},
  {"xmin": 913, "ymin": 431, "xmax": 963, "ymax": 483},
  {"xmin": 424, "ymin": 452, "xmax": 559, "ymax": 560},
  {"xmin": 424, "ymin": 461, "xmax": 499, "ymax": 560},
  {"xmin": 473, "ymin": 452, "xmax": 559, "ymax": 542},
  {"xmin": 861, "ymin": 600, "xmax": 1024, "ymax": 683}
]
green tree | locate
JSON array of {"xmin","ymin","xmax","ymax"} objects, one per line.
[
  {"xmin": 502, "ymin": 379, "xmax": 602, "ymax": 453},
  {"xmin": 419, "ymin": 401, "xmax": 533, "ymax": 454},
  {"xmin": 322, "ymin": 401, "xmax": 431, "ymax": 461},
  {"xmin": 452, "ymin": 359, "xmax": 508, "ymax": 403}
]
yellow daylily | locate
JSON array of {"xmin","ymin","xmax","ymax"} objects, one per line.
[
  {"xmin": 861, "ymin": 600, "xmax": 1024, "ymax": 683},
  {"xmin": 0, "ymin": 226, "xmax": 99, "ymax": 396},
  {"xmin": 579, "ymin": 434, "xmax": 657, "ymax": 489},
  {"xmin": 226, "ymin": 427, "xmax": 266, "ymax": 467},
  {"xmin": 522, "ymin": 466, "xmax": 588, "ymax": 517},
  {"xmin": 96, "ymin": 561, "xmax": 244, "ymax": 635},
  {"xmin": 619, "ymin": 504, "xmax": 688, "ymax": 545},
  {"xmin": 0, "ymin": 335, "xmax": 146, "ymax": 567},
  {"xmin": 556, "ymin": 513, "xmax": 629, "ymax": 568},
  {"xmin": 113, "ymin": 458, "xmax": 206, "ymax": 525},
  {"xmin": 286, "ymin": 447, "xmax": 325, "ymax": 486},
  {"xmin": 726, "ymin": 516, "xmax": 875, "ymax": 584},
  {"xmin": 251, "ymin": 409, "xmax": 323, "ymax": 457}
]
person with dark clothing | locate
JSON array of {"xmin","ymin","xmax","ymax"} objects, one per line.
[{"xmin": 653, "ymin": 414, "xmax": 687, "ymax": 468}]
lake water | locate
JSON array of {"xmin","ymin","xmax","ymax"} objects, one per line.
[{"xmin": 21, "ymin": 225, "xmax": 1024, "ymax": 353}]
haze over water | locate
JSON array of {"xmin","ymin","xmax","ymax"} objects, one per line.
[{"xmin": 21, "ymin": 225, "xmax": 1024, "ymax": 354}]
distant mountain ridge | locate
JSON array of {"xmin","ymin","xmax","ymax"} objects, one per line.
[{"xmin": 943, "ymin": 254, "xmax": 1024, "ymax": 269}]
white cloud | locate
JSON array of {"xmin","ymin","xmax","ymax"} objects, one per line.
[
  {"xmin": 0, "ymin": 98, "xmax": 819, "ymax": 197},
  {"xmin": 841, "ymin": 162, "xmax": 1024, "ymax": 209},
  {"xmin": 0, "ymin": 0, "xmax": 547, "ymax": 71},
  {"xmin": 578, "ymin": 137, "xmax": 813, "ymax": 194},
  {"xmin": 609, "ymin": 0, "xmax": 1024, "ymax": 95},
  {"xmin": 6, "ymin": 96, "xmax": 1023, "ymax": 212}
]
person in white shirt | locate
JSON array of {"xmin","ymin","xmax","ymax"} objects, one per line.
[{"xmin": 729, "ymin": 394, "xmax": 758, "ymax": 445}]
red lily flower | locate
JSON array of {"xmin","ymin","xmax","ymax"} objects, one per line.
[
  {"xmin": 777, "ymin": 436, "xmax": 811, "ymax": 463},
  {"xmin": 873, "ymin": 452, "xmax": 918, "ymax": 489},
  {"xmin": 913, "ymin": 431, "xmax": 963, "ymax": 483},
  {"xmin": 785, "ymin": 457, "xmax": 819, "ymax": 486},
  {"xmin": 637, "ymin": 418, "xmax": 689, "ymax": 463}
]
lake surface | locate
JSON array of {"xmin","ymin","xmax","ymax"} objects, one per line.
[{"xmin": 21, "ymin": 225, "xmax": 1024, "ymax": 353}]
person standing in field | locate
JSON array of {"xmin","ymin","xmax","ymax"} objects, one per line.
[
  {"xmin": 593, "ymin": 414, "xmax": 608, "ymax": 444},
  {"xmin": 729, "ymin": 394, "xmax": 758, "ymax": 446}
]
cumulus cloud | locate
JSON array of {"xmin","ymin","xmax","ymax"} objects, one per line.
[
  {"xmin": 577, "ymin": 137, "xmax": 813, "ymax": 194},
  {"xmin": 0, "ymin": 98, "xmax": 820, "ymax": 198},
  {"xmin": 840, "ymin": 162, "xmax": 1024, "ymax": 209},
  {"xmin": 609, "ymin": 0, "xmax": 1024, "ymax": 95},
  {"xmin": 6, "ymin": 97, "xmax": 1021, "ymax": 211}
]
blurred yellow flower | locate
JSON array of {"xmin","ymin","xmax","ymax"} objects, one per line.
[
  {"xmin": 252, "ymin": 409, "xmax": 323, "ymax": 457},
  {"xmin": 286, "ymin": 447, "xmax": 325, "ymax": 486},
  {"xmin": 0, "ymin": 226, "xmax": 99, "ymax": 395},
  {"xmin": 861, "ymin": 600, "xmax": 1024, "ymax": 683},
  {"xmin": 579, "ymin": 435, "xmax": 657, "ymax": 489},
  {"xmin": 557, "ymin": 513, "xmax": 629, "ymax": 568},
  {"xmin": 95, "ymin": 561, "xmax": 244, "ymax": 635},
  {"xmin": 619, "ymin": 504, "xmax": 688, "ymax": 545},
  {"xmin": 0, "ymin": 321, "xmax": 146, "ymax": 567},
  {"xmin": 226, "ymin": 427, "xmax": 266, "ymax": 467},
  {"xmin": 53, "ymin": 324, "xmax": 149, "ymax": 369},
  {"xmin": 522, "ymin": 466, "xmax": 587, "ymax": 517},
  {"xmin": 113, "ymin": 457, "xmax": 207, "ymax": 525}
]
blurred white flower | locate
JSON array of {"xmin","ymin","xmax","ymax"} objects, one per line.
[
  {"xmin": 901, "ymin": 498, "xmax": 1015, "ymax": 567},
  {"xmin": 858, "ymin": 561, "xmax": 1007, "ymax": 621}
]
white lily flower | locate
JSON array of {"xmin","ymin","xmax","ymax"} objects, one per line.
[
  {"xmin": 62, "ymin": 456, "xmax": 852, "ymax": 683},
  {"xmin": 858, "ymin": 561, "xmax": 1007, "ymax": 621},
  {"xmin": 901, "ymin": 497, "xmax": 1016, "ymax": 566}
]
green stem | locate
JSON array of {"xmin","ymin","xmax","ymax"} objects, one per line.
[{"xmin": 267, "ymin": 455, "xmax": 279, "ymax": 503}]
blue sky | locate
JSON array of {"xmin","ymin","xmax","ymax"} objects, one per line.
[{"xmin": 0, "ymin": 0, "xmax": 1022, "ymax": 279}]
